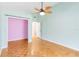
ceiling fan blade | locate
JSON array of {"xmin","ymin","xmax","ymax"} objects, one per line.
[
  {"xmin": 45, "ymin": 11, "xmax": 52, "ymax": 15},
  {"xmin": 45, "ymin": 13, "xmax": 50, "ymax": 15},
  {"xmin": 32, "ymin": 11, "xmax": 40, "ymax": 14},
  {"xmin": 32, "ymin": 10, "xmax": 40, "ymax": 13},
  {"xmin": 32, "ymin": 8, "xmax": 40, "ymax": 13},
  {"xmin": 44, "ymin": 6, "xmax": 52, "ymax": 10},
  {"xmin": 44, "ymin": 10, "xmax": 52, "ymax": 13},
  {"xmin": 47, "ymin": 11, "xmax": 52, "ymax": 13},
  {"xmin": 34, "ymin": 8, "xmax": 40, "ymax": 11}
]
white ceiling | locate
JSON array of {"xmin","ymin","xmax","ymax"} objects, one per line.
[{"xmin": 0, "ymin": 2, "xmax": 59, "ymax": 12}]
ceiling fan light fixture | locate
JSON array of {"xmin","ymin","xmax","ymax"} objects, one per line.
[{"xmin": 40, "ymin": 11, "xmax": 45, "ymax": 16}]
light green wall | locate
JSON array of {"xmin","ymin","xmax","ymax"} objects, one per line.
[
  {"xmin": 0, "ymin": 12, "xmax": 2, "ymax": 49},
  {"xmin": 41, "ymin": 2, "xmax": 79, "ymax": 51}
]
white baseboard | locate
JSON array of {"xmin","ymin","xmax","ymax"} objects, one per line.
[{"xmin": 42, "ymin": 37, "xmax": 79, "ymax": 51}]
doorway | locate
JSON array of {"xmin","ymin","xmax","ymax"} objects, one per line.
[
  {"xmin": 32, "ymin": 22, "xmax": 41, "ymax": 37},
  {"xmin": 8, "ymin": 17, "xmax": 28, "ymax": 56}
]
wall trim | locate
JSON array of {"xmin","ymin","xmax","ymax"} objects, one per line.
[{"xmin": 42, "ymin": 37, "xmax": 79, "ymax": 51}]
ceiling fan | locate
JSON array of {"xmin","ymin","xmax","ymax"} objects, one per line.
[{"xmin": 33, "ymin": 2, "xmax": 52, "ymax": 16}]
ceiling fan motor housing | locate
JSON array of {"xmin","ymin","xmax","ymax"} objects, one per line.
[{"xmin": 40, "ymin": 8, "xmax": 44, "ymax": 12}]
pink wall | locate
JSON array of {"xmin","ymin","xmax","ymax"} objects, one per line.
[{"xmin": 8, "ymin": 17, "xmax": 28, "ymax": 41}]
